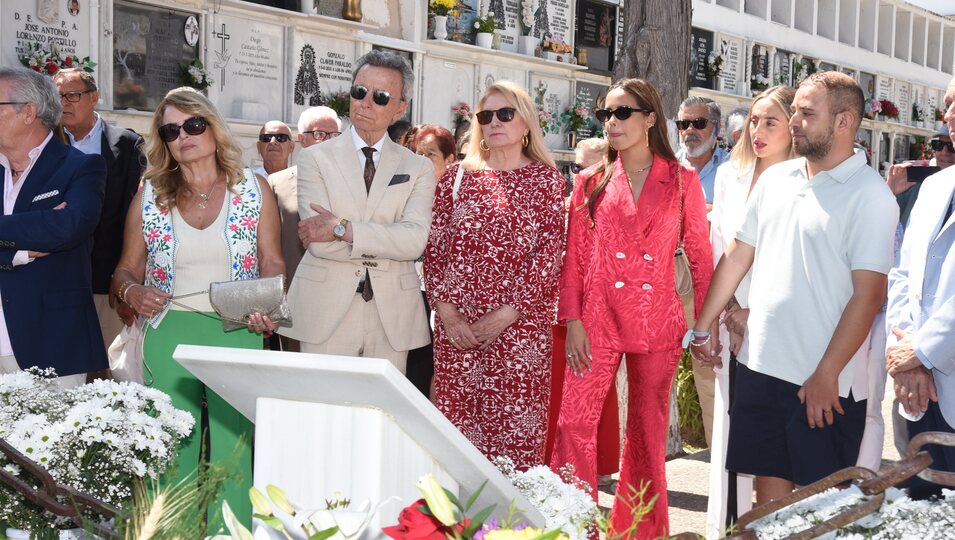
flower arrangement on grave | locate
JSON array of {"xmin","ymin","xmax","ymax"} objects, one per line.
[
  {"xmin": 178, "ymin": 58, "xmax": 214, "ymax": 92},
  {"xmin": 324, "ymin": 90, "xmax": 351, "ymax": 119},
  {"xmin": 520, "ymin": 0, "xmax": 538, "ymax": 36},
  {"xmin": 880, "ymin": 99, "xmax": 900, "ymax": 119},
  {"xmin": 452, "ymin": 101, "xmax": 472, "ymax": 125},
  {"xmin": 541, "ymin": 36, "xmax": 573, "ymax": 55},
  {"xmin": 912, "ymin": 102, "xmax": 926, "ymax": 123},
  {"xmin": 706, "ymin": 50, "xmax": 724, "ymax": 78},
  {"xmin": 750, "ymin": 74, "xmax": 771, "ymax": 92},
  {"xmin": 792, "ymin": 58, "xmax": 817, "ymax": 84},
  {"xmin": 559, "ymin": 98, "xmax": 591, "ymax": 134},
  {"xmin": 0, "ymin": 369, "xmax": 193, "ymax": 536},
  {"xmin": 429, "ymin": 0, "xmax": 456, "ymax": 16},
  {"xmin": 864, "ymin": 98, "xmax": 882, "ymax": 119},
  {"xmin": 18, "ymin": 42, "xmax": 96, "ymax": 76},
  {"xmin": 473, "ymin": 15, "xmax": 497, "ymax": 35}
]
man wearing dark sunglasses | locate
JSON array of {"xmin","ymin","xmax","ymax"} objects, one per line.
[
  {"xmin": 254, "ymin": 121, "xmax": 295, "ymax": 181},
  {"xmin": 284, "ymin": 50, "xmax": 435, "ymax": 374},
  {"xmin": 676, "ymin": 96, "xmax": 728, "ymax": 209},
  {"xmin": 889, "ymin": 123, "xmax": 955, "ymax": 232},
  {"xmin": 53, "ymin": 68, "xmax": 145, "ymax": 360},
  {"xmin": 0, "ymin": 67, "xmax": 108, "ymax": 386}
]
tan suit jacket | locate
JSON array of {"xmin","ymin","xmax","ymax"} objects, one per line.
[
  {"xmin": 267, "ymin": 166, "xmax": 306, "ymax": 283},
  {"xmin": 282, "ymin": 132, "xmax": 436, "ymax": 350}
]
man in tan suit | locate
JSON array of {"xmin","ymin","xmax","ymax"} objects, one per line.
[
  {"xmin": 268, "ymin": 106, "xmax": 341, "ymax": 352},
  {"xmin": 282, "ymin": 50, "xmax": 435, "ymax": 372}
]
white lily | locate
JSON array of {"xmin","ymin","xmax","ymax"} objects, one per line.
[{"xmin": 417, "ymin": 474, "xmax": 458, "ymax": 527}]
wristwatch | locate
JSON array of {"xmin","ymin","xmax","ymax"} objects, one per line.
[{"xmin": 333, "ymin": 218, "xmax": 349, "ymax": 241}]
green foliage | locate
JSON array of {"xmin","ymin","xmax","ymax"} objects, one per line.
[{"xmin": 676, "ymin": 351, "xmax": 705, "ymax": 449}]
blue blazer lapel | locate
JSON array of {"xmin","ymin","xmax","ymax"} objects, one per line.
[{"xmin": 13, "ymin": 136, "xmax": 69, "ymax": 214}]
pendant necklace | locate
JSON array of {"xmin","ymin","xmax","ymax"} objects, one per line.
[
  {"xmin": 625, "ymin": 161, "xmax": 653, "ymax": 178},
  {"xmin": 196, "ymin": 174, "xmax": 222, "ymax": 209}
]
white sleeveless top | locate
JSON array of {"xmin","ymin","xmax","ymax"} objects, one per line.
[{"xmin": 170, "ymin": 200, "xmax": 230, "ymax": 312}]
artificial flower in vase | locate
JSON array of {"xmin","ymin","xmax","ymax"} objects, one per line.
[
  {"xmin": 178, "ymin": 58, "xmax": 214, "ymax": 93},
  {"xmin": 473, "ymin": 15, "xmax": 496, "ymax": 48},
  {"xmin": 541, "ymin": 36, "xmax": 573, "ymax": 62},
  {"xmin": 518, "ymin": 0, "xmax": 539, "ymax": 55},
  {"xmin": 429, "ymin": 0, "xmax": 454, "ymax": 40}
]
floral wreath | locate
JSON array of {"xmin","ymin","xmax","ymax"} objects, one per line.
[{"xmin": 18, "ymin": 42, "xmax": 96, "ymax": 76}]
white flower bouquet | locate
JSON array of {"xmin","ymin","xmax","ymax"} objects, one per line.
[
  {"xmin": 520, "ymin": 0, "xmax": 537, "ymax": 36},
  {"xmin": 749, "ymin": 485, "xmax": 955, "ymax": 539},
  {"xmin": 493, "ymin": 457, "xmax": 601, "ymax": 540},
  {"xmin": 0, "ymin": 369, "xmax": 193, "ymax": 535}
]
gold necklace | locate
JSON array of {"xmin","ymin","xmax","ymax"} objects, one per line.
[
  {"xmin": 194, "ymin": 173, "xmax": 223, "ymax": 210},
  {"xmin": 625, "ymin": 161, "xmax": 653, "ymax": 177}
]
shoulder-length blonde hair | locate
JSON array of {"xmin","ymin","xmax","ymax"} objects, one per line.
[
  {"xmin": 730, "ymin": 85, "xmax": 796, "ymax": 175},
  {"xmin": 144, "ymin": 87, "xmax": 245, "ymax": 209},
  {"xmin": 460, "ymin": 80, "xmax": 555, "ymax": 170}
]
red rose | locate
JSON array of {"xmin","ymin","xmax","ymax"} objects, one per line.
[
  {"xmin": 64, "ymin": 56, "xmax": 73, "ymax": 66},
  {"xmin": 46, "ymin": 62, "xmax": 59, "ymax": 75},
  {"xmin": 382, "ymin": 500, "xmax": 447, "ymax": 540},
  {"xmin": 31, "ymin": 66, "xmax": 40, "ymax": 72}
]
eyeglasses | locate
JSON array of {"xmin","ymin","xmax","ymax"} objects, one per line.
[
  {"xmin": 157, "ymin": 116, "xmax": 208, "ymax": 143},
  {"xmin": 302, "ymin": 130, "xmax": 341, "ymax": 141},
  {"xmin": 350, "ymin": 85, "xmax": 392, "ymax": 106},
  {"xmin": 0, "ymin": 101, "xmax": 27, "ymax": 106},
  {"xmin": 475, "ymin": 107, "xmax": 517, "ymax": 125},
  {"xmin": 59, "ymin": 90, "xmax": 95, "ymax": 103},
  {"xmin": 259, "ymin": 133, "xmax": 291, "ymax": 143},
  {"xmin": 676, "ymin": 118, "xmax": 710, "ymax": 131},
  {"xmin": 594, "ymin": 106, "xmax": 651, "ymax": 123},
  {"xmin": 570, "ymin": 163, "xmax": 585, "ymax": 174},
  {"xmin": 931, "ymin": 139, "xmax": 955, "ymax": 153}
]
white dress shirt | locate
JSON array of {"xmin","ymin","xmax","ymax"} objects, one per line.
[
  {"xmin": 66, "ymin": 112, "xmax": 104, "ymax": 156},
  {"xmin": 0, "ymin": 131, "xmax": 55, "ymax": 356},
  {"xmin": 349, "ymin": 126, "xmax": 385, "ymax": 170}
]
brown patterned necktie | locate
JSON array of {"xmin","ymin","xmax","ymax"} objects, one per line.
[{"xmin": 359, "ymin": 146, "xmax": 376, "ymax": 301}]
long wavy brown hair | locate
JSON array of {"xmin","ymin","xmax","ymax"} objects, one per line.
[
  {"xmin": 582, "ymin": 78, "xmax": 676, "ymax": 225},
  {"xmin": 143, "ymin": 87, "xmax": 244, "ymax": 209}
]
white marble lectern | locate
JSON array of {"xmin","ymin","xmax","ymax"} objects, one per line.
[{"xmin": 173, "ymin": 345, "xmax": 544, "ymax": 537}]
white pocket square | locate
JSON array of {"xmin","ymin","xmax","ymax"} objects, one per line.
[{"xmin": 32, "ymin": 190, "xmax": 59, "ymax": 203}]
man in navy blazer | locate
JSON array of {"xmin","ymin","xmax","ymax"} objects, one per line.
[
  {"xmin": 55, "ymin": 68, "xmax": 145, "ymax": 351},
  {"xmin": 886, "ymin": 77, "xmax": 955, "ymax": 498},
  {"xmin": 0, "ymin": 67, "xmax": 107, "ymax": 385}
]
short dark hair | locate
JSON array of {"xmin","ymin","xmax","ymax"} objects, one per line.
[{"xmin": 800, "ymin": 71, "xmax": 865, "ymax": 128}]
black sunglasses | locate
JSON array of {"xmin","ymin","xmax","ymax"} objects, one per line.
[
  {"xmin": 676, "ymin": 118, "xmax": 710, "ymax": 131},
  {"xmin": 931, "ymin": 139, "xmax": 955, "ymax": 153},
  {"xmin": 158, "ymin": 116, "xmax": 208, "ymax": 143},
  {"xmin": 594, "ymin": 106, "xmax": 651, "ymax": 123},
  {"xmin": 475, "ymin": 107, "xmax": 517, "ymax": 125},
  {"xmin": 259, "ymin": 133, "xmax": 291, "ymax": 143},
  {"xmin": 570, "ymin": 163, "xmax": 585, "ymax": 174},
  {"xmin": 351, "ymin": 85, "xmax": 392, "ymax": 106}
]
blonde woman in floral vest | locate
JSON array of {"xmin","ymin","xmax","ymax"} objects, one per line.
[{"xmin": 110, "ymin": 87, "xmax": 284, "ymax": 529}]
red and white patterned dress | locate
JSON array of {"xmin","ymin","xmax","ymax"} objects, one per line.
[{"xmin": 425, "ymin": 161, "xmax": 566, "ymax": 469}]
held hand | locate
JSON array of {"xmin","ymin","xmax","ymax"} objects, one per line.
[
  {"xmin": 887, "ymin": 326, "xmax": 923, "ymax": 375},
  {"xmin": 728, "ymin": 330, "xmax": 743, "ymax": 356},
  {"xmin": 797, "ymin": 368, "xmax": 844, "ymax": 428},
  {"xmin": 130, "ymin": 285, "xmax": 172, "ymax": 318},
  {"xmin": 893, "ymin": 365, "xmax": 938, "ymax": 416},
  {"xmin": 298, "ymin": 203, "xmax": 339, "ymax": 246},
  {"xmin": 471, "ymin": 305, "xmax": 519, "ymax": 349},
  {"xmin": 435, "ymin": 301, "xmax": 481, "ymax": 350},
  {"xmin": 723, "ymin": 308, "xmax": 749, "ymax": 337},
  {"xmin": 116, "ymin": 301, "xmax": 137, "ymax": 327},
  {"xmin": 247, "ymin": 311, "xmax": 278, "ymax": 336},
  {"xmin": 565, "ymin": 320, "xmax": 592, "ymax": 377}
]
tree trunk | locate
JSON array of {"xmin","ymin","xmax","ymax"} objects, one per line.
[
  {"xmin": 613, "ymin": 0, "xmax": 693, "ymax": 458},
  {"xmin": 613, "ymin": 0, "xmax": 692, "ymax": 117}
]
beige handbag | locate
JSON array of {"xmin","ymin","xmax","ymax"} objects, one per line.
[{"xmin": 674, "ymin": 166, "xmax": 696, "ymax": 327}]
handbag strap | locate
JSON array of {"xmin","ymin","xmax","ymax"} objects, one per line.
[
  {"xmin": 676, "ymin": 164, "xmax": 685, "ymax": 249},
  {"xmin": 451, "ymin": 164, "xmax": 465, "ymax": 202},
  {"xmin": 162, "ymin": 290, "xmax": 249, "ymax": 325}
]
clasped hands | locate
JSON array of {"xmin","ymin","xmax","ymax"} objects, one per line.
[
  {"xmin": 436, "ymin": 301, "xmax": 518, "ymax": 351},
  {"xmin": 887, "ymin": 325, "xmax": 938, "ymax": 417}
]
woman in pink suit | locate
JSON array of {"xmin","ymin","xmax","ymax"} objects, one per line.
[{"xmin": 550, "ymin": 78, "xmax": 713, "ymax": 539}]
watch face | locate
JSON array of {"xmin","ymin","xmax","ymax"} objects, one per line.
[{"xmin": 334, "ymin": 224, "xmax": 346, "ymax": 237}]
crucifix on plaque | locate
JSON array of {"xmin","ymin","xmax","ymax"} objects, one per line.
[{"xmin": 213, "ymin": 23, "xmax": 231, "ymax": 92}]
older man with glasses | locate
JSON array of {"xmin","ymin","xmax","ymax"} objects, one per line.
[
  {"xmin": 282, "ymin": 50, "xmax": 435, "ymax": 372},
  {"xmin": 0, "ymin": 67, "xmax": 108, "ymax": 387},
  {"xmin": 677, "ymin": 96, "xmax": 728, "ymax": 210},
  {"xmin": 53, "ymin": 69, "xmax": 145, "ymax": 365},
  {"xmin": 266, "ymin": 106, "xmax": 341, "ymax": 351}
]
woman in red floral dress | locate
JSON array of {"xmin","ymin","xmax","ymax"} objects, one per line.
[
  {"xmin": 424, "ymin": 81, "xmax": 566, "ymax": 469},
  {"xmin": 549, "ymin": 79, "xmax": 713, "ymax": 539}
]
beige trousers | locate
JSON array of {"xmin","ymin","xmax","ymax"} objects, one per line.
[
  {"xmin": 0, "ymin": 355, "xmax": 86, "ymax": 389},
  {"xmin": 693, "ymin": 356, "xmax": 717, "ymax": 447},
  {"xmin": 300, "ymin": 294, "xmax": 408, "ymax": 373}
]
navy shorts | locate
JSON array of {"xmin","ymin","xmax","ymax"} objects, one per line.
[{"xmin": 726, "ymin": 362, "xmax": 867, "ymax": 486}]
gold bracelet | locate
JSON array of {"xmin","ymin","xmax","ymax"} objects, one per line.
[{"xmin": 119, "ymin": 281, "xmax": 138, "ymax": 304}]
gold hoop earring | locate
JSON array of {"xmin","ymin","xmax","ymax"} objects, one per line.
[
  {"xmin": 480, "ymin": 139, "xmax": 489, "ymax": 151},
  {"xmin": 522, "ymin": 133, "xmax": 529, "ymax": 147}
]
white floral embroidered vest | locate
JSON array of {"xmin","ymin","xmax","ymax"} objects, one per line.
[{"xmin": 141, "ymin": 169, "xmax": 262, "ymax": 327}]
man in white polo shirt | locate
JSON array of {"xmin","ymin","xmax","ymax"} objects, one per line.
[{"xmin": 689, "ymin": 71, "xmax": 898, "ymax": 505}]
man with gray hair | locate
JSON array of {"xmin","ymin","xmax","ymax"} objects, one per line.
[
  {"xmin": 0, "ymin": 67, "xmax": 107, "ymax": 386},
  {"xmin": 677, "ymin": 96, "xmax": 728, "ymax": 207},
  {"xmin": 284, "ymin": 50, "xmax": 435, "ymax": 372},
  {"xmin": 267, "ymin": 106, "xmax": 341, "ymax": 352},
  {"xmin": 725, "ymin": 107, "xmax": 749, "ymax": 149}
]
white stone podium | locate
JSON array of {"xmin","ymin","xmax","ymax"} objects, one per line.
[{"xmin": 173, "ymin": 345, "xmax": 545, "ymax": 537}]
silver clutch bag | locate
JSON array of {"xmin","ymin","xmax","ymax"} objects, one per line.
[{"xmin": 209, "ymin": 275, "xmax": 292, "ymax": 332}]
